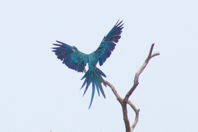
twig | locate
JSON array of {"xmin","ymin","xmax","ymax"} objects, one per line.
[
  {"xmin": 124, "ymin": 43, "xmax": 159, "ymax": 101},
  {"xmin": 104, "ymin": 43, "xmax": 160, "ymax": 132},
  {"xmin": 128, "ymin": 100, "xmax": 140, "ymax": 131},
  {"xmin": 103, "ymin": 80, "xmax": 122, "ymax": 103}
]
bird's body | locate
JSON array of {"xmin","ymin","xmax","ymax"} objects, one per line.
[{"xmin": 52, "ymin": 20, "xmax": 123, "ymax": 108}]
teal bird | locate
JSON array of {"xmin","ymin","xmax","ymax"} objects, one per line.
[{"xmin": 52, "ymin": 20, "xmax": 123, "ymax": 108}]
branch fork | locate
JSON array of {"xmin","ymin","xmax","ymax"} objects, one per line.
[{"xmin": 104, "ymin": 43, "xmax": 160, "ymax": 132}]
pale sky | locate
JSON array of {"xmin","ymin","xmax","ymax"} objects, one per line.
[{"xmin": 0, "ymin": 0, "xmax": 198, "ymax": 132}]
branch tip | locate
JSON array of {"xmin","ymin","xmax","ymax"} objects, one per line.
[{"xmin": 103, "ymin": 43, "xmax": 159, "ymax": 132}]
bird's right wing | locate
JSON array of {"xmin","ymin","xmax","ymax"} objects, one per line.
[{"xmin": 52, "ymin": 40, "xmax": 88, "ymax": 72}]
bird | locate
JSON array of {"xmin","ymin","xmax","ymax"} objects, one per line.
[{"xmin": 52, "ymin": 20, "xmax": 124, "ymax": 108}]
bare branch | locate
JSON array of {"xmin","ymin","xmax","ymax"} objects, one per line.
[
  {"xmin": 103, "ymin": 43, "xmax": 159, "ymax": 132},
  {"xmin": 128, "ymin": 100, "xmax": 140, "ymax": 131},
  {"xmin": 103, "ymin": 79, "xmax": 131, "ymax": 132},
  {"xmin": 103, "ymin": 80, "xmax": 122, "ymax": 103},
  {"xmin": 124, "ymin": 43, "xmax": 160, "ymax": 101}
]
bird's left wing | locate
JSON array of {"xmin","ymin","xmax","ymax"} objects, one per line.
[
  {"xmin": 52, "ymin": 40, "xmax": 88, "ymax": 72},
  {"xmin": 95, "ymin": 20, "xmax": 124, "ymax": 66}
]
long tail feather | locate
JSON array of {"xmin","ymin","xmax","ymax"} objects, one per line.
[
  {"xmin": 90, "ymin": 83, "xmax": 95, "ymax": 108},
  {"xmin": 81, "ymin": 67, "xmax": 106, "ymax": 108}
]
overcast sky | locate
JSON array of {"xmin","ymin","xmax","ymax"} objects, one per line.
[{"xmin": 0, "ymin": 0, "xmax": 198, "ymax": 132}]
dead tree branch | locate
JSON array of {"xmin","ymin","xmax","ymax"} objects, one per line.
[{"xmin": 103, "ymin": 43, "xmax": 160, "ymax": 132}]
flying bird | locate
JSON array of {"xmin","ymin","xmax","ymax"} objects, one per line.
[{"xmin": 52, "ymin": 20, "xmax": 124, "ymax": 108}]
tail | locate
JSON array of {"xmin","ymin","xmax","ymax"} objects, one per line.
[{"xmin": 81, "ymin": 67, "xmax": 107, "ymax": 108}]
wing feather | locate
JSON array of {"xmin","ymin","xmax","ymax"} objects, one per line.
[
  {"xmin": 52, "ymin": 40, "xmax": 88, "ymax": 72},
  {"xmin": 95, "ymin": 20, "xmax": 124, "ymax": 66}
]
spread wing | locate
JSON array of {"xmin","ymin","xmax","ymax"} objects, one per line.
[
  {"xmin": 95, "ymin": 20, "xmax": 124, "ymax": 66},
  {"xmin": 52, "ymin": 40, "xmax": 88, "ymax": 72}
]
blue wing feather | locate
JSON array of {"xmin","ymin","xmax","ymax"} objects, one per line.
[
  {"xmin": 95, "ymin": 20, "xmax": 124, "ymax": 66},
  {"xmin": 52, "ymin": 40, "xmax": 88, "ymax": 72}
]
